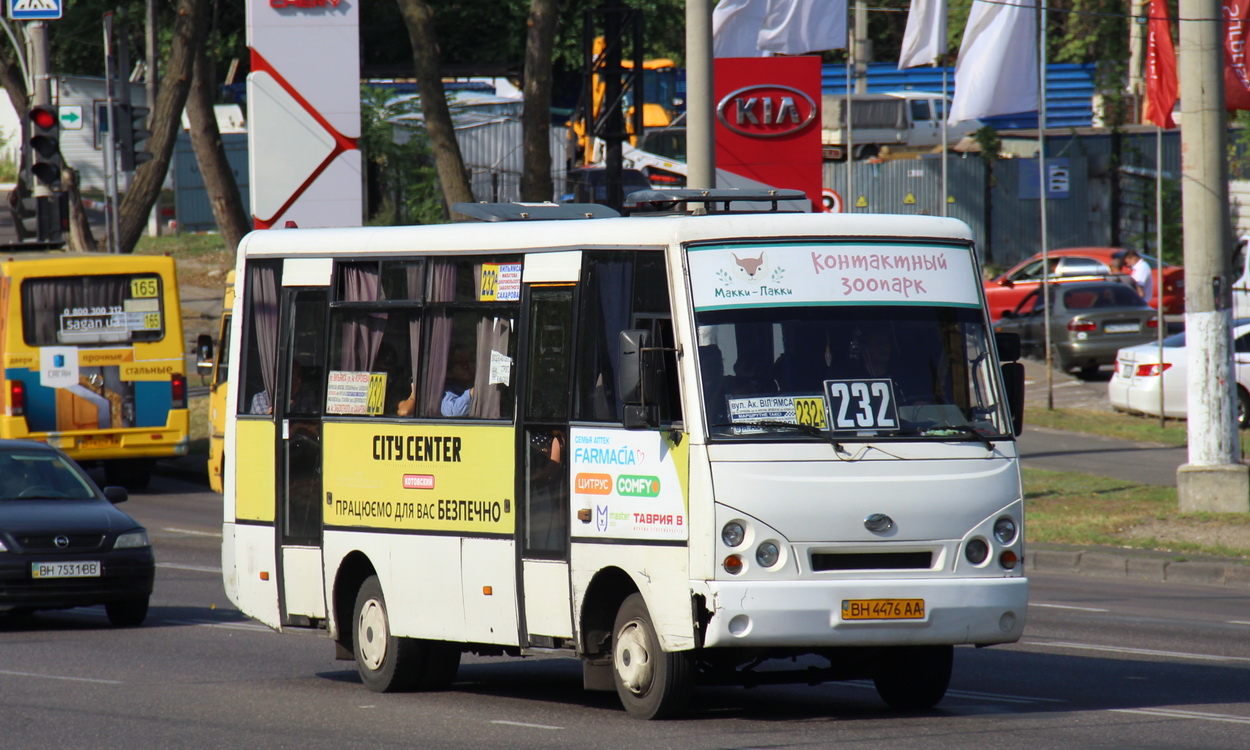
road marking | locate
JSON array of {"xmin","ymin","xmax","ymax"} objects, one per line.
[
  {"xmin": 1031, "ymin": 602, "xmax": 1110, "ymax": 613},
  {"xmin": 157, "ymin": 562, "xmax": 222, "ymax": 573},
  {"xmin": 490, "ymin": 720, "xmax": 564, "ymax": 730},
  {"xmin": 1025, "ymin": 640, "xmax": 1250, "ymax": 664},
  {"xmin": 1111, "ymin": 708, "xmax": 1250, "ymax": 725},
  {"xmin": 0, "ymin": 669, "xmax": 121, "ymax": 685},
  {"xmin": 164, "ymin": 618, "xmax": 272, "ymax": 632},
  {"xmin": 845, "ymin": 680, "xmax": 1063, "ymax": 705},
  {"xmin": 1229, "ymin": 620, "xmax": 1250, "ymax": 626},
  {"xmin": 162, "ymin": 527, "xmax": 222, "ymax": 538}
]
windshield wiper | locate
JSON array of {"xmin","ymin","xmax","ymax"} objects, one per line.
[
  {"xmin": 922, "ymin": 424, "xmax": 996, "ymax": 450},
  {"xmin": 716, "ymin": 420, "xmax": 845, "ymax": 452}
]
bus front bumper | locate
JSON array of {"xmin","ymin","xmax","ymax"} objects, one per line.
[{"xmin": 698, "ymin": 577, "xmax": 1028, "ymax": 648}]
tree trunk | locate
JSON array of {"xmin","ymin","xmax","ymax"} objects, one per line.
[
  {"xmin": 186, "ymin": 43, "xmax": 250, "ymax": 265},
  {"xmin": 520, "ymin": 0, "xmax": 559, "ymax": 202},
  {"xmin": 396, "ymin": 0, "xmax": 474, "ymax": 216},
  {"xmin": 116, "ymin": 0, "xmax": 208, "ymax": 253},
  {"xmin": 64, "ymin": 167, "xmax": 98, "ymax": 252}
]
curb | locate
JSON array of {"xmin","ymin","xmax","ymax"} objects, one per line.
[{"xmin": 1028, "ymin": 546, "xmax": 1250, "ymax": 589}]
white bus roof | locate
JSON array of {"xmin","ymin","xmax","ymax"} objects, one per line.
[{"xmin": 238, "ymin": 212, "xmax": 975, "ymax": 259}]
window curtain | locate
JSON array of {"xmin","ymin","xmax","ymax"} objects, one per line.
[
  {"xmin": 582, "ymin": 260, "xmax": 631, "ymax": 420},
  {"xmin": 24, "ymin": 276, "xmax": 133, "ymax": 345},
  {"xmin": 406, "ymin": 264, "xmax": 424, "ymax": 406},
  {"xmin": 420, "ymin": 262, "xmax": 457, "ymax": 416},
  {"xmin": 470, "ymin": 316, "xmax": 511, "ymax": 419},
  {"xmin": 250, "ymin": 264, "xmax": 280, "ymax": 408},
  {"xmin": 340, "ymin": 264, "xmax": 385, "ymax": 371}
]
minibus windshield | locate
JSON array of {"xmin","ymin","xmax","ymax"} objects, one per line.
[{"xmin": 696, "ymin": 304, "xmax": 1012, "ymax": 440}]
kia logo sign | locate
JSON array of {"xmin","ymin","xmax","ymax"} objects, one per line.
[{"xmin": 716, "ymin": 85, "xmax": 817, "ymax": 138}]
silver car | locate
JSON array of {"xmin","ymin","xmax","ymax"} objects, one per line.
[{"xmin": 993, "ymin": 281, "xmax": 1159, "ymax": 377}]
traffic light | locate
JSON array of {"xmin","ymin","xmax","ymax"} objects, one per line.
[
  {"xmin": 116, "ymin": 103, "xmax": 153, "ymax": 172},
  {"xmin": 28, "ymin": 105, "xmax": 63, "ymax": 191}
]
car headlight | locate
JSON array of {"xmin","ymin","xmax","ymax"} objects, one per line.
[
  {"xmin": 114, "ymin": 530, "xmax": 151, "ymax": 549},
  {"xmin": 0, "ymin": 539, "xmax": 7, "ymax": 552}
]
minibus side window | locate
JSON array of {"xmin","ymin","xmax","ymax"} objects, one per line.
[
  {"xmin": 573, "ymin": 250, "xmax": 680, "ymax": 425},
  {"xmin": 238, "ymin": 261, "xmax": 281, "ymax": 416}
]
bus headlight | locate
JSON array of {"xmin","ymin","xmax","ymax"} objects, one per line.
[
  {"xmin": 721, "ymin": 522, "xmax": 745, "ymax": 548},
  {"xmin": 964, "ymin": 538, "xmax": 989, "ymax": 565},
  {"xmin": 755, "ymin": 541, "xmax": 779, "ymax": 567},
  {"xmin": 993, "ymin": 516, "xmax": 1018, "ymax": 544}
]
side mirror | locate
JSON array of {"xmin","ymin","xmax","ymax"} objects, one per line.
[
  {"xmin": 999, "ymin": 278, "xmax": 1014, "ymax": 289},
  {"xmin": 619, "ymin": 329, "xmax": 658, "ymax": 428},
  {"xmin": 196, "ymin": 333, "xmax": 214, "ymax": 377},
  {"xmin": 103, "ymin": 486, "xmax": 129, "ymax": 504},
  {"xmin": 995, "ymin": 332, "xmax": 1022, "ymax": 363},
  {"xmin": 999, "ymin": 310, "xmax": 1016, "ymax": 320},
  {"xmin": 1000, "ymin": 361, "xmax": 1025, "ymax": 436}
]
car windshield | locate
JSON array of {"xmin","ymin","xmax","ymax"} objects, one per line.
[
  {"xmin": 0, "ymin": 451, "xmax": 99, "ymax": 501},
  {"xmin": 696, "ymin": 304, "xmax": 1013, "ymax": 440}
]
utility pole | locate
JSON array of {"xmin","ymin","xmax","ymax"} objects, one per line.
[
  {"xmin": 1176, "ymin": 0, "xmax": 1249, "ymax": 511},
  {"xmin": 1126, "ymin": 0, "xmax": 1146, "ymax": 121},
  {"xmin": 685, "ymin": 0, "xmax": 714, "ymax": 191},
  {"xmin": 853, "ymin": 1, "xmax": 869, "ymax": 94}
]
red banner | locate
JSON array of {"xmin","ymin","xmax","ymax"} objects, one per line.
[
  {"xmin": 714, "ymin": 57, "xmax": 822, "ymax": 209},
  {"xmin": 1143, "ymin": 0, "xmax": 1177, "ymax": 128},
  {"xmin": 1226, "ymin": 0, "xmax": 1250, "ymax": 110}
]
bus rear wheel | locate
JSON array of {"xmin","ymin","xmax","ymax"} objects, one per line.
[
  {"xmin": 873, "ymin": 645, "xmax": 953, "ymax": 710},
  {"xmin": 611, "ymin": 593, "xmax": 691, "ymax": 719},
  {"xmin": 353, "ymin": 576, "xmax": 420, "ymax": 692},
  {"xmin": 351, "ymin": 576, "xmax": 460, "ymax": 692}
]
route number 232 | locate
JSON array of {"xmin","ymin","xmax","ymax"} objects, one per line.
[{"xmin": 823, "ymin": 379, "xmax": 898, "ymax": 430}]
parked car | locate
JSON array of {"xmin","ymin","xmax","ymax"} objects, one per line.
[
  {"xmin": 984, "ymin": 246, "xmax": 1184, "ymax": 320},
  {"xmin": 994, "ymin": 281, "xmax": 1160, "ymax": 376},
  {"xmin": 0, "ymin": 440, "xmax": 154, "ymax": 626},
  {"xmin": 1109, "ymin": 321, "xmax": 1250, "ymax": 428}
]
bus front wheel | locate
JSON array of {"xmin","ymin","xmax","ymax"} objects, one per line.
[
  {"xmin": 611, "ymin": 593, "xmax": 691, "ymax": 719},
  {"xmin": 873, "ymin": 644, "xmax": 953, "ymax": 710},
  {"xmin": 352, "ymin": 576, "xmax": 420, "ymax": 692}
]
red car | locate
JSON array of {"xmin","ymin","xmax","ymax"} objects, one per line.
[{"xmin": 983, "ymin": 246, "xmax": 1184, "ymax": 320}]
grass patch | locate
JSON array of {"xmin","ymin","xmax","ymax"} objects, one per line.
[
  {"xmin": 1026, "ymin": 406, "xmax": 1250, "ymax": 453},
  {"xmin": 187, "ymin": 391, "xmax": 210, "ymax": 456},
  {"xmin": 1024, "ymin": 467, "xmax": 1250, "ymax": 560},
  {"xmin": 135, "ymin": 233, "xmax": 231, "ymax": 262}
]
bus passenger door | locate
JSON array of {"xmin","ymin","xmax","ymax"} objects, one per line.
[
  {"xmin": 517, "ymin": 284, "xmax": 575, "ymax": 643},
  {"xmin": 276, "ymin": 288, "xmax": 328, "ymax": 626}
]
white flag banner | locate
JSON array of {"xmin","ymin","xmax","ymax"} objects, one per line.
[
  {"xmin": 757, "ymin": 0, "xmax": 847, "ymax": 54},
  {"xmin": 713, "ymin": 0, "xmax": 771, "ymax": 58},
  {"xmin": 949, "ymin": 0, "xmax": 1038, "ymax": 123},
  {"xmin": 899, "ymin": 0, "xmax": 948, "ymax": 69}
]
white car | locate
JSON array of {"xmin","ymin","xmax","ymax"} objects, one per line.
[{"xmin": 1108, "ymin": 321, "xmax": 1250, "ymax": 428}]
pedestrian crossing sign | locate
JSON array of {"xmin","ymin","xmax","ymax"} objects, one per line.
[{"xmin": 9, "ymin": 0, "xmax": 62, "ymax": 21}]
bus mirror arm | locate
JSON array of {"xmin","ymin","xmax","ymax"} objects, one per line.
[
  {"xmin": 619, "ymin": 329, "xmax": 661, "ymax": 429},
  {"xmin": 195, "ymin": 334, "xmax": 215, "ymax": 376},
  {"xmin": 1000, "ymin": 362, "xmax": 1025, "ymax": 436}
]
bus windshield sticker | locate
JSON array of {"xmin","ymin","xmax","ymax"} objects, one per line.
[
  {"xmin": 728, "ymin": 395, "xmax": 798, "ymax": 424},
  {"xmin": 488, "ymin": 349, "xmax": 512, "ymax": 385},
  {"xmin": 326, "ymin": 370, "xmax": 373, "ymax": 415},
  {"xmin": 129, "ymin": 276, "xmax": 159, "ymax": 298},
  {"xmin": 367, "ymin": 373, "xmax": 387, "ymax": 416},
  {"xmin": 823, "ymin": 379, "xmax": 898, "ymax": 432},
  {"xmin": 479, "ymin": 262, "xmax": 523, "ymax": 301},
  {"xmin": 687, "ymin": 242, "xmax": 978, "ymax": 311}
]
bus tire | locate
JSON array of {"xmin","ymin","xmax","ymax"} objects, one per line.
[
  {"xmin": 873, "ymin": 645, "xmax": 952, "ymax": 710},
  {"xmin": 611, "ymin": 593, "xmax": 691, "ymax": 719},
  {"xmin": 352, "ymin": 576, "xmax": 420, "ymax": 692}
]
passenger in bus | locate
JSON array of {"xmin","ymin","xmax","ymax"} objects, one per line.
[
  {"xmin": 441, "ymin": 348, "xmax": 475, "ymax": 417},
  {"xmin": 855, "ymin": 325, "xmax": 941, "ymax": 405}
]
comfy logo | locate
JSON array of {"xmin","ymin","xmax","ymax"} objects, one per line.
[
  {"xmin": 616, "ymin": 475, "xmax": 661, "ymax": 497},
  {"xmin": 575, "ymin": 473, "xmax": 613, "ymax": 495}
]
